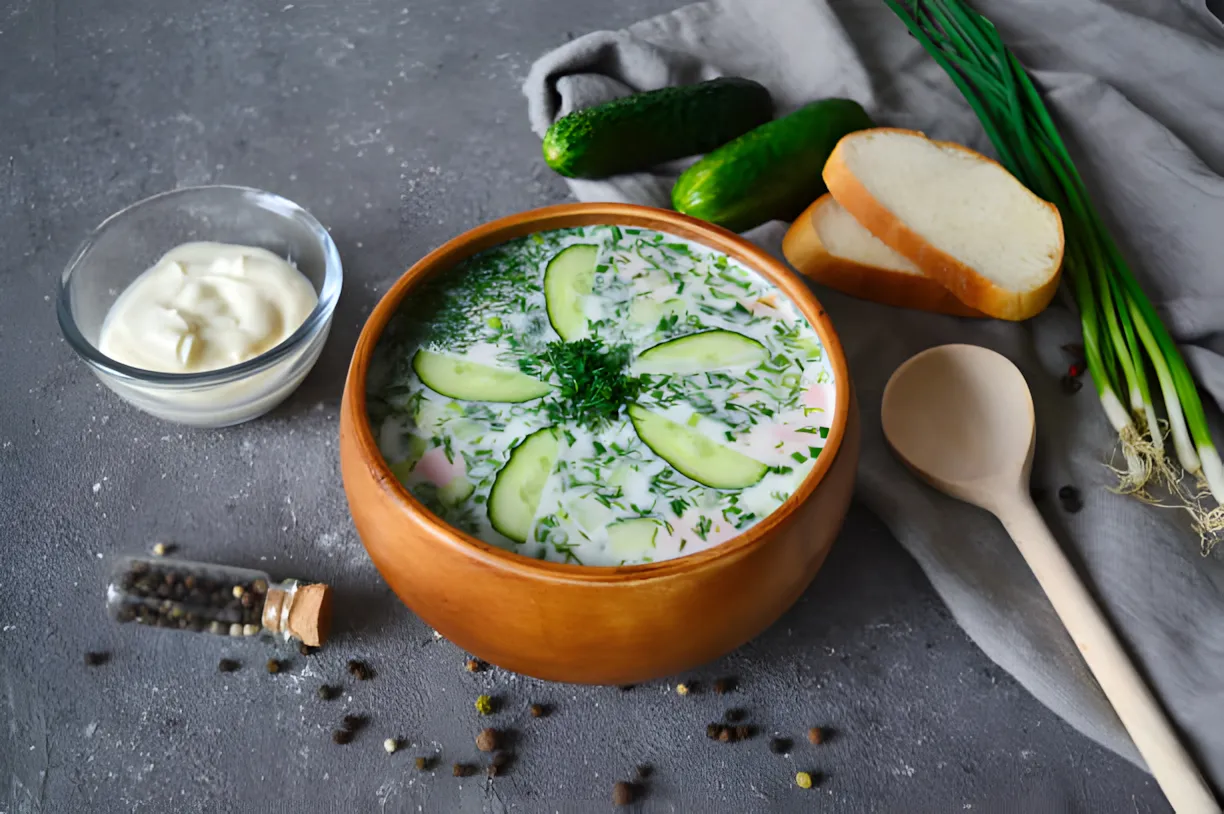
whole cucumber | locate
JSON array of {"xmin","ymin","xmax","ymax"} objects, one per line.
[
  {"xmin": 672, "ymin": 98, "xmax": 874, "ymax": 233},
  {"xmin": 542, "ymin": 77, "xmax": 773, "ymax": 179}
]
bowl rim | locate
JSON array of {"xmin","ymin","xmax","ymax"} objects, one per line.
[
  {"xmin": 344, "ymin": 202, "xmax": 851, "ymax": 583},
  {"xmin": 56, "ymin": 184, "xmax": 343, "ymax": 388}
]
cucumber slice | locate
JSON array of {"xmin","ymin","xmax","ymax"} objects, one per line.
[
  {"xmin": 628, "ymin": 404, "xmax": 767, "ymax": 489},
  {"xmin": 438, "ymin": 476, "xmax": 475, "ymax": 507},
  {"xmin": 412, "ymin": 349, "xmax": 551, "ymax": 403},
  {"xmin": 543, "ymin": 244, "xmax": 598, "ymax": 340},
  {"xmin": 488, "ymin": 429, "xmax": 561, "ymax": 543},
  {"xmin": 607, "ymin": 518, "xmax": 661, "ymax": 559},
  {"xmin": 636, "ymin": 329, "xmax": 768, "ymax": 374}
]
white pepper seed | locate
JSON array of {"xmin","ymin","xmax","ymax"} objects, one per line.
[
  {"xmin": 151, "ymin": 542, "xmax": 168, "ymax": 556},
  {"xmin": 243, "ymin": 624, "xmax": 259, "ymax": 636},
  {"xmin": 229, "ymin": 623, "xmax": 243, "ymax": 637},
  {"xmin": 675, "ymin": 683, "xmax": 690, "ymax": 696},
  {"xmin": 232, "ymin": 585, "xmax": 245, "ymax": 599},
  {"xmin": 384, "ymin": 738, "xmax": 399, "ymax": 754}
]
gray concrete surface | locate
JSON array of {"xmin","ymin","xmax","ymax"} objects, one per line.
[{"xmin": 0, "ymin": 0, "xmax": 1169, "ymax": 811}]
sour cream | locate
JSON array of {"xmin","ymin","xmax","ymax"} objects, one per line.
[{"xmin": 99, "ymin": 242, "xmax": 317, "ymax": 374}]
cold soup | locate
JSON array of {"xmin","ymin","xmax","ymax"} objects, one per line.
[{"xmin": 368, "ymin": 225, "xmax": 836, "ymax": 566}]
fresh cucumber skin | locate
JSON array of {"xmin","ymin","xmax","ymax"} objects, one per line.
[
  {"xmin": 543, "ymin": 78, "xmax": 773, "ymax": 179},
  {"xmin": 543, "ymin": 244, "xmax": 598, "ymax": 341},
  {"xmin": 637, "ymin": 329, "xmax": 767, "ymax": 370},
  {"xmin": 411, "ymin": 350, "xmax": 551, "ymax": 403},
  {"xmin": 487, "ymin": 428, "xmax": 560, "ymax": 543},
  {"xmin": 672, "ymin": 98, "xmax": 874, "ymax": 233},
  {"xmin": 628, "ymin": 405, "xmax": 768, "ymax": 490}
]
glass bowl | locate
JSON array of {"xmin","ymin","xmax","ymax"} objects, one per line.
[{"xmin": 57, "ymin": 185, "xmax": 342, "ymax": 427}]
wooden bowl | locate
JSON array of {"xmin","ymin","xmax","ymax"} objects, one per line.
[{"xmin": 340, "ymin": 203, "xmax": 860, "ymax": 684}]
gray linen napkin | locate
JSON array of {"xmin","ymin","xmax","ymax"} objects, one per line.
[{"xmin": 523, "ymin": 0, "xmax": 1224, "ymax": 787}]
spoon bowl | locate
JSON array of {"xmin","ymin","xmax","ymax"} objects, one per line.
[{"xmin": 882, "ymin": 344, "xmax": 1034, "ymax": 506}]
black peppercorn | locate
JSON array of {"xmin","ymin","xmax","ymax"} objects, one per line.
[
  {"xmin": 618, "ymin": 684, "xmax": 634, "ymax": 691},
  {"xmin": 529, "ymin": 703, "xmax": 547, "ymax": 718},
  {"xmin": 347, "ymin": 659, "xmax": 372, "ymax": 681},
  {"xmin": 706, "ymin": 723, "xmax": 723, "ymax": 740},
  {"xmin": 452, "ymin": 763, "xmax": 475, "ymax": 777},
  {"xmin": 1058, "ymin": 485, "xmax": 1083, "ymax": 513},
  {"xmin": 769, "ymin": 737, "xmax": 792, "ymax": 755},
  {"xmin": 218, "ymin": 658, "xmax": 240, "ymax": 673},
  {"xmin": 265, "ymin": 659, "xmax": 283, "ymax": 675},
  {"xmin": 342, "ymin": 714, "xmax": 368, "ymax": 732},
  {"xmin": 414, "ymin": 756, "xmax": 432, "ymax": 771},
  {"xmin": 713, "ymin": 677, "xmax": 736, "ymax": 694},
  {"xmin": 299, "ymin": 643, "xmax": 316, "ymax": 657},
  {"xmin": 734, "ymin": 724, "xmax": 753, "ymax": 741},
  {"xmin": 316, "ymin": 685, "xmax": 339, "ymax": 701},
  {"xmin": 612, "ymin": 781, "xmax": 636, "ymax": 806},
  {"xmin": 724, "ymin": 708, "xmax": 746, "ymax": 723},
  {"xmin": 465, "ymin": 657, "xmax": 486, "ymax": 672},
  {"xmin": 636, "ymin": 764, "xmax": 653, "ymax": 780},
  {"xmin": 84, "ymin": 651, "xmax": 110, "ymax": 667},
  {"xmin": 332, "ymin": 729, "xmax": 353, "ymax": 745}
]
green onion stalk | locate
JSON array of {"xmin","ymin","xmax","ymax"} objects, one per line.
[{"xmin": 884, "ymin": 0, "xmax": 1224, "ymax": 545}]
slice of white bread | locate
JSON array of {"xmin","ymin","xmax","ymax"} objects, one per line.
[
  {"xmin": 823, "ymin": 128, "xmax": 1064, "ymax": 321},
  {"xmin": 783, "ymin": 194, "xmax": 983, "ymax": 317}
]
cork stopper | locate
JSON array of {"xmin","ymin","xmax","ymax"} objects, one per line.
[
  {"xmin": 287, "ymin": 583, "xmax": 333, "ymax": 647},
  {"xmin": 262, "ymin": 582, "xmax": 333, "ymax": 647}
]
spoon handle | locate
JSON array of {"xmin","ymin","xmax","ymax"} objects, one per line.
[{"xmin": 997, "ymin": 497, "xmax": 1219, "ymax": 814}]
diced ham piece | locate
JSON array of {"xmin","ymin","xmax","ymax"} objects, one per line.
[{"xmin": 413, "ymin": 446, "xmax": 465, "ymax": 487}]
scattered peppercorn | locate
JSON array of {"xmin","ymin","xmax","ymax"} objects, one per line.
[
  {"xmin": 706, "ymin": 723, "xmax": 723, "ymax": 740},
  {"xmin": 612, "ymin": 781, "xmax": 636, "ymax": 806},
  {"xmin": 151, "ymin": 542, "xmax": 172, "ymax": 556},
  {"xmin": 299, "ymin": 643, "xmax": 316, "ymax": 657},
  {"xmin": 476, "ymin": 728, "xmax": 499, "ymax": 752},
  {"xmin": 713, "ymin": 677, "xmax": 736, "ymax": 694},
  {"xmin": 316, "ymin": 685, "xmax": 339, "ymax": 701},
  {"xmin": 265, "ymin": 659, "xmax": 283, "ymax": 675},
  {"xmin": 618, "ymin": 684, "xmax": 635, "ymax": 691},
  {"xmin": 332, "ymin": 729, "xmax": 353, "ymax": 745},
  {"xmin": 414, "ymin": 756, "xmax": 432, "ymax": 771},
  {"xmin": 636, "ymin": 764, "xmax": 653, "ymax": 780},
  {"xmin": 342, "ymin": 714, "xmax": 368, "ymax": 732},
  {"xmin": 383, "ymin": 738, "xmax": 399, "ymax": 754},
  {"xmin": 1058, "ymin": 485, "xmax": 1083, "ymax": 513},
  {"xmin": 717, "ymin": 728, "xmax": 732, "ymax": 743},
  {"xmin": 795, "ymin": 771, "xmax": 813, "ymax": 790},
  {"xmin": 723, "ymin": 708, "xmax": 746, "ymax": 723},
  {"xmin": 529, "ymin": 703, "xmax": 547, "ymax": 718},
  {"xmin": 218, "ymin": 658, "xmax": 240, "ymax": 673},
  {"xmin": 452, "ymin": 763, "xmax": 475, "ymax": 778},
  {"xmin": 675, "ymin": 682, "xmax": 691, "ymax": 696},
  {"xmin": 465, "ymin": 657, "xmax": 485, "ymax": 672},
  {"xmin": 770, "ymin": 737, "xmax": 793, "ymax": 755},
  {"xmin": 1060, "ymin": 374, "xmax": 1084, "ymax": 394},
  {"xmin": 807, "ymin": 727, "xmax": 823, "ymax": 745},
  {"xmin": 84, "ymin": 651, "xmax": 110, "ymax": 667},
  {"xmin": 734, "ymin": 724, "xmax": 753, "ymax": 741},
  {"xmin": 347, "ymin": 659, "xmax": 373, "ymax": 681},
  {"xmin": 475, "ymin": 694, "xmax": 495, "ymax": 715}
]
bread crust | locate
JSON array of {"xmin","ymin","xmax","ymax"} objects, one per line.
[
  {"xmin": 783, "ymin": 195, "xmax": 983, "ymax": 317},
  {"xmin": 822, "ymin": 127, "xmax": 1064, "ymax": 321}
]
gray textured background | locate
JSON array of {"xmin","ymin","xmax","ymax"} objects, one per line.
[{"xmin": 0, "ymin": 0, "xmax": 1168, "ymax": 811}]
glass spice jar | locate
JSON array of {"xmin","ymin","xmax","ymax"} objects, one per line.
[{"xmin": 106, "ymin": 556, "xmax": 332, "ymax": 646}]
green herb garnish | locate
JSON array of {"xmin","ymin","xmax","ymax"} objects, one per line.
[{"xmin": 518, "ymin": 337, "xmax": 648, "ymax": 431}]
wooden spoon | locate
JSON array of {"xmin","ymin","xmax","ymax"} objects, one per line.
[{"xmin": 881, "ymin": 343, "xmax": 1219, "ymax": 814}]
